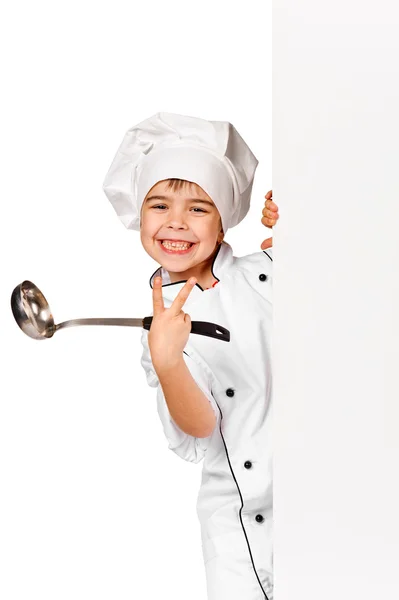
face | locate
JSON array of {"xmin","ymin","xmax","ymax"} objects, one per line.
[{"xmin": 140, "ymin": 179, "xmax": 224, "ymax": 284}]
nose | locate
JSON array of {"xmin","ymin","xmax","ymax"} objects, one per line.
[{"xmin": 165, "ymin": 207, "xmax": 189, "ymax": 229}]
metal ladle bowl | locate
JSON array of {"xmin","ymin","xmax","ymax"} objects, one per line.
[{"xmin": 10, "ymin": 280, "xmax": 230, "ymax": 342}]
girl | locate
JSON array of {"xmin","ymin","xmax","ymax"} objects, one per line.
[{"xmin": 103, "ymin": 112, "xmax": 279, "ymax": 600}]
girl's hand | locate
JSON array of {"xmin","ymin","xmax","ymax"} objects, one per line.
[
  {"xmin": 261, "ymin": 189, "xmax": 279, "ymax": 250},
  {"xmin": 148, "ymin": 276, "xmax": 197, "ymax": 374}
]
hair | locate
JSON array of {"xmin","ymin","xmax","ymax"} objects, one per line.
[{"xmin": 165, "ymin": 178, "xmax": 197, "ymax": 192}]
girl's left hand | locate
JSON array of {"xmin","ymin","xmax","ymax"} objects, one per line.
[{"xmin": 261, "ymin": 190, "xmax": 279, "ymax": 250}]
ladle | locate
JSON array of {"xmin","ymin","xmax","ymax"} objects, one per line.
[{"xmin": 10, "ymin": 280, "xmax": 230, "ymax": 342}]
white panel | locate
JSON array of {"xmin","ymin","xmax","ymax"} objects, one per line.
[{"xmin": 274, "ymin": 1, "xmax": 399, "ymax": 598}]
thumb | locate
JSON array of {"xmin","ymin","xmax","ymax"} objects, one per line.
[{"xmin": 260, "ymin": 237, "xmax": 273, "ymax": 250}]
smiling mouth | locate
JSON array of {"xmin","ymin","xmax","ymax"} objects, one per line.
[{"xmin": 158, "ymin": 240, "xmax": 196, "ymax": 254}]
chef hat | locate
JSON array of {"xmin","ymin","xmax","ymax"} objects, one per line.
[{"xmin": 102, "ymin": 112, "xmax": 258, "ymax": 235}]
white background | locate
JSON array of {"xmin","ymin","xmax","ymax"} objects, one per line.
[
  {"xmin": 1, "ymin": 2, "xmax": 271, "ymax": 599},
  {"xmin": 3, "ymin": 2, "xmax": 399, "ymax": 599}
]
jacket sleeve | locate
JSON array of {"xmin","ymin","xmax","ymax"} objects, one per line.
[{"xmin": 140, "ymin": 328, "xmax": 220, "ymax": 464}]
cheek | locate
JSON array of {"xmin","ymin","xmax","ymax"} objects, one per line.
[
  {"xmin": 201, "ymin": 218, "xmax": 222, "ymax": 240},
  {"xmin": 140, "ymin": 213, "xmax": 152, "ymax": 234}
]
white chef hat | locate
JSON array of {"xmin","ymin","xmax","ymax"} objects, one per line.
[{"xmin": 102, "ymin": 112, "xmax": 258, "ymax": 235}]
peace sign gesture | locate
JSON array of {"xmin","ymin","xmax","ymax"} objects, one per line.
[{"xmin": 148, "ymin": 276, "xmax": 198, "ymax": 372}]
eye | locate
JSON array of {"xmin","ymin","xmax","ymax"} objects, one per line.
[{"xmin": 151, "ymin": 205, "xmax": 207, "ymax": 213}]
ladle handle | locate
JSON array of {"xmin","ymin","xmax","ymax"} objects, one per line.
[{"xmin": 142, "ymin": 316, "xmax": 230, "ymax": 342}]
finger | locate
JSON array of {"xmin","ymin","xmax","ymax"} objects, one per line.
[
  {"xmin": 264, "ymin": 190, "xmax": 273, "ymax": 200},
  {"xmin": 170, "ymin": 277, "xmax": 197, "ymax": 315},
  {"xmin": 262, "ymin": 206, "xmax": 280, "ymax": 217},
  {"xmin": 261, "ymin": 237, "xmax": 273, "ymax": 250},
  {"xmin": 152, "ymin": 276, "xmax": 164, "ymax": 316},
  {"xmin": 261, "ymin": 216, "xmax": 278, "ymax": 228},
  {"xmin": 264, "ymin": 199, "xmax": 279, "ymax": 211}
]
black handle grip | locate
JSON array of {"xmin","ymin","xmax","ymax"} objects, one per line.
[{"xmin": 142, "ymin": 316, "xmax": 230, "ymax": 342}]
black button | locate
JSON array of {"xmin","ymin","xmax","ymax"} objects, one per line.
[
  {"xmin": 259, "ymin": 273, "xmax": 268, "ymax": 281},
  {"xmin": 244, "ymin": 461, "xmax": 252, "ymax": 469},
  {"xmin": 226, "ymin": 388, "xmax": 235, "ymax": 397},
  {"xmin": 255, "ymin": 514, "xmax": 264, "ymax": 523}
]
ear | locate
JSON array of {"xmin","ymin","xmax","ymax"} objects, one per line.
[{"xmin": 217, "ymin": 220, "xmax": 224, "ymax": 241}]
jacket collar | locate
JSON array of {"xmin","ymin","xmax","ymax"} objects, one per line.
[{"xmin": 148, "ymin": 240, "xmax": 234, "ymax": 303}]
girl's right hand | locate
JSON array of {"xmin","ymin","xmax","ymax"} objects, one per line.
[{"xmin": 148, "ymin": 276, "xmax": 197, "ymax": 373}]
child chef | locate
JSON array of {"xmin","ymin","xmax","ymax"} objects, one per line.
[{"xmin": 103, "ymin": 112, "xmax": 279, "ymax": 600}]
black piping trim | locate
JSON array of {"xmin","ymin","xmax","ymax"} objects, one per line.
[
  {"xmin": 262, "ymin": 250, "xmax": 273, "ymax": 262},
  {"xmin": 148, "ymin": 242, "xmax": 223, "ymax": 291},
  {"xmin": 210, "ymin": 389, "xmax": 269, "ymax": 599}
]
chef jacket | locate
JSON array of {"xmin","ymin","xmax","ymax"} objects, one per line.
[{"xmin": 140, "ymin": 240, "xmax": 273, "ymax": 600}]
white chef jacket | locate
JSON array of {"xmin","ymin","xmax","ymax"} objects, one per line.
[{"xmin": 140, "ymin": 240, "xmax": 273, "ymax": 600}]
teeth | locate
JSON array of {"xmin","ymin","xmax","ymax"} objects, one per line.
[{"xmin": 161, "ymin": 241, "xmax": 192, "ymax": 250}]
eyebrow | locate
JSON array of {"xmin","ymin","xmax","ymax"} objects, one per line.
[{"xmin": 145, "ymin": 195, "xmax": 215, "ymax": 207}]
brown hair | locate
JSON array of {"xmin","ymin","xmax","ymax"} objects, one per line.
[{"xmin": 164, "ymin": 178, "xmax": 197, "ymax": 192}]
